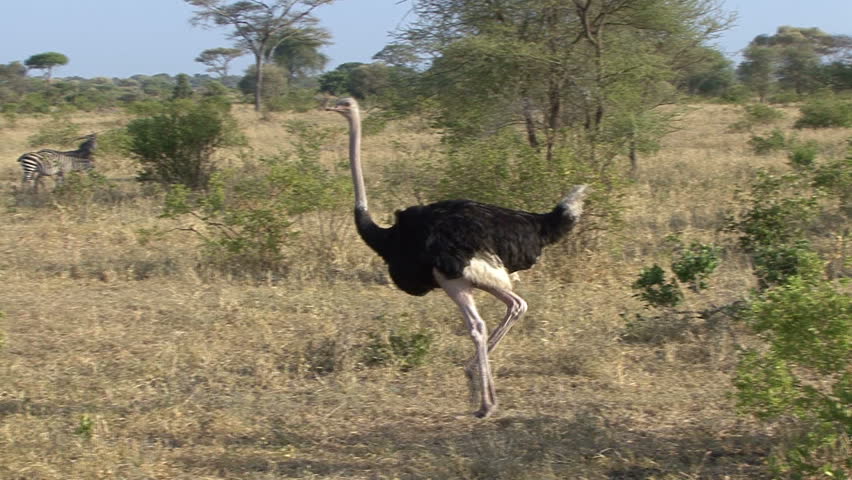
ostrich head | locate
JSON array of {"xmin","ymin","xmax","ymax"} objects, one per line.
[{"xmin": 326, "ymin": 97, "xmax": 360, "ymax": 118}]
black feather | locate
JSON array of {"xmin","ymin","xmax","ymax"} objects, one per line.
[{"xmin": 355, "ymin": 199, "xmax": 579, "ymax": 296}]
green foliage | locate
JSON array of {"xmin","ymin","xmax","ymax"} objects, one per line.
[
  {"xmin": 748, "ymin": 128, "xmax": 787, "ymax": 155},
  {"xmin": 52, "ymin": 171, "xmax": 119, "ymax": 211},
  {"xmin": 752, "ymin": 241, "xmax": 826, "ymax": 288},
  {"xmin": 172, "ymin": 73, "xmax": 194, "ymax": 99},
  {"xmin": 126, "ymin": 98, "xmax": 244, "ymax": 189},
  {"xmin": 26, "ymin": 114, "xmax": 81, "ymax": 147},
  {"xmin": 812, "ymin": 147, "xmax": 852, "ymax": 210},
  {"xmin": 738, "ymin": 27, "xmax": 851, "ymax": 100},
  {"xmin": 363, "ymin": 329, "xmax": 434, "ymax": 372},
  {"xmin": 727, "ymin": 170, "xmax": 820, "ymax": 253},
  {"xmin": 731, "ymin": 142, "xmax": 852, "ymax": 477},
  {"xmin": 671, "ymin": 242, "xmax": 722, "ymax": 292},
  {"xmin": 74, "ymin": 414, "xmax": 95, "ymax": 439},
  {"xmin": 318, "ymin": 62, "xmax": 363, "ymax": 96},
  {"xmin": 158, "ymin": 121, "xmax": 349, "ymax": 275},
  {"xmin": 632, "ymin": 264, "xmax": 684, "ymax": 308},
  {"xmin": 729, "ymin": 103, "xmax": 785, "ymax": 132},
  {"xmin": 24, "ymin": 52, "xmax": 69, "ymax": 82},
  {"xmin": 734, "ymin": 276, "xmax": 851, "ymax": 477},
  {"xmin": 632, "ymin": 240, "xmax": 721, "ymax": 308},
  {"xmin": 787, "ymin": 140, "xmax": 820, "ymax": 169},
  {"xmin": 794, "ymin": 96, "xmax": 852, "ymax": 129},
  {"xmin": 237, "ymin": 64, "xmax": 288, "ymax": 109},
  {"xmin": 277, "ymin": 87, "xmax": 319, "ymax": 113},
  {"xmin": 434, "ymin": 130, "xmax": 615, "ymax": 214},
  {"xmin": 25, "ymin": 52, "xmax": 69, "ymax": 69}
]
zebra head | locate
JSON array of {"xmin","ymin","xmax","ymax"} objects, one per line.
[{"xmin": 76, "ymin": 134, "xmax": 97, "ymax": 157}]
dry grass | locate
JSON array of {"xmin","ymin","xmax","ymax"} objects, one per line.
[{"xmin": 0, "ymin": 103, "xmax": 848, "ymax": 479}]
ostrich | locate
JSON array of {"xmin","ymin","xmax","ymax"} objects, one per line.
[{"xmin": 327, "ymin": 97, "xmax": 587, "ymax": 418}]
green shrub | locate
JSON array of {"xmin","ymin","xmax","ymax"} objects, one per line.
[
  {"xmin": 157, "ymin": 121, "xmax": 349, "ymax": 276},
  {"xmin": 734, "ymin": 276, "xmax": 851, "ymax": 478},
  {"xmin": 632, "ymin": 240, "xmax": 721, "ymax": 308},
  {"xmin": 53, "ymin": 171, "xmax": 119, "ymax": 210},
  {"xmin": 787, "ymin": 140, "xmax": 819, "ymax": 169},
  {"xmin": 433, "ymin": 130, "xmax": 625, "ymax": 239},
  {"xmin": 26, "ymin": 114, "xmax": 81, "ymax": 147},
  {"xmin": 748, "ymin": 128, "xmax": 787, "ymax": 155},
  {"xmin": 794, "ymin": 96, "xmax": 852, "ymax": 129},
  {"xmin": 812, "ymin": 147, "xmax": 852, "ymax": 208},
  {"xmin": 730, "ymin": 103, "xmax": 785, "ymax": 132},
  {"xmin": 726, "ymin": 171, "xmax": 820, "ymax": 254},
  {"xmin": 671, "ymin": 242, "xmax": 722, "ymax": 292},
  {"xmin": 632, "ymin": 264, "xmax": 683, "ymax": 308},
  {"xmin": 752, "ymin": 241, "xmax": 825, "ymax": 288},
  {"xmin": 363, "ymin": 329, "xmax": 434, "ymax": 371},
  {"xmin": 730, "ymin": 144, "xmax": 852, "ymax": 477},
  {"xmin": 126, "ymin": 98, "xmax": 244, "ymax": 190}
]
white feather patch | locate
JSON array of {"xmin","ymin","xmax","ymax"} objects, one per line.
[{"xmin": 462, "ymin": 253, "xmax": 514, "ymax": 291}]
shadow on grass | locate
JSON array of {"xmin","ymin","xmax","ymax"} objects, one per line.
[{"xmin": 172, "ymin": 405, "xmax": 770, "ymax": 479}]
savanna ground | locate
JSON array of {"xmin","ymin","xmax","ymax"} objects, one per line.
[{"xmin": 0, "ymin": 103, "xmax": 848, "ymax": 479}]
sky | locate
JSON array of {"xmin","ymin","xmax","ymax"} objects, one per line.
[{"xmin": 0, "ymin": 0, "xmax": 850, "ymax": 79}]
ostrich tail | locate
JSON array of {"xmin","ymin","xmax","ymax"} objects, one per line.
[
  {"xmin": 540, "ymin": 184, "xmax": 588, "ymax": 244},
  {"xmin": 558, "ymin": 184, "xmax": 588, "ymax": 220}
]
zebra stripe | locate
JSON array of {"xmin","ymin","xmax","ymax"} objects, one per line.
[{"xmin": 17, "ymin": 135, "xmax": 97, "ymax": 190}]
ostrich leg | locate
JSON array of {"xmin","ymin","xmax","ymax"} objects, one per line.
[
  {"xmin": 462, "ymin": 286, "xmax": 528, "ymax": 382},
  {"xmin": 435, "ymin": 272, "xmax": 497, "ymax": 418}
]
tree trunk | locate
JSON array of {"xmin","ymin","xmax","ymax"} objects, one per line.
[
  {"xmin": 253, "ymin": 53, "xmax": 264, "ymax": 112},
  {"xmin": 629, "ymin": 135, "xmax": 639, "ymax": 178},
  {"xmin": 521, "ymin": 96, "xmax": 539, "ymax": 151}
]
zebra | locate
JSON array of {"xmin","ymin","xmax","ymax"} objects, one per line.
[{"xmin": 17, "ymin": 134, "xmax": 97, "ymax": 192}]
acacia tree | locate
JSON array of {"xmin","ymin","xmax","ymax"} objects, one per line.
[
  {"xmin": 272, "ymin": 26, "xmax": 330, "ymax": 83},
  {"xmin": 738, "ymin": 27, "xmax": 852, "ymax": 98},
  {"xmin": 185, "ymin": 0, "xmax": 336, "ymax": 111},
  {"xmin": 24, "ymin": 52, "xmax": 69, "ymax": 83},
  {"xmin": 397, "ymin": 0, "xmax": 732, "ymax": 170},
  {"xmin": 195, "ymin": 47, "xmax": 245, "ymax": 80}
]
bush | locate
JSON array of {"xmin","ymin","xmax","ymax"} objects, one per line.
[
  {"xmin": 156, "ymin": 121, "xmax": 349, "ymax": 276},
  {"xmin": 434, "ymin": 129, "xmax": 624, "ymax": 230},
  {"xmin": 787, "ymin": 140, "xmax": 820, "ymax": 169},
  {"xmin": 52, "ymin": 171, "xmax": 119, "ymax": 210},
  {"xmin": 631, "ymin": 240, "xmax": 721, "ymax": 308},
  {"xmin": 126, "ymin": 98, "xmax": 244, "ymax": 190},
  {"xmin": 731, "ymin": 144, "xmax": 852, "ymax": 477},
  {"xmin": 671, "ymin": 242, "xmax": 722, "ymax": 292},
  {"xmin": 729, "ymin": 103, "xmax": 785, "ymax": 132},
  {"xmin": 752, "ymin": 240, "xmax": 825, "ymax": 288},
  {"xmin": 734, "ymin": 276, "xmax": 851, "ymax": 478},
  {"xmin": 748, "ymin": 129, "xmax": 787, "ymax": 155},
  {"xmin": 363, "ymin": 329, "xmax": 434, "ymax": 371},
  {"xmin": 794, "ymin": 96, "xmax": 852, "ymax": 129},
  {"xmin": 632, "ymin": 264, "xmax": 683, "ymax": 308},
  {"xmin": 726, "ymin": 170, "xmax": 821, "ymax": 254},
  {"xmin": 26, "ymin": 114, "xmax": 81, "ymax": 147}
]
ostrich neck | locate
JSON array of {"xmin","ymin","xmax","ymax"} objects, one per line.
[{"xmin": 348, "ymin": 109, "xmax": 368, "ymax": 211}]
